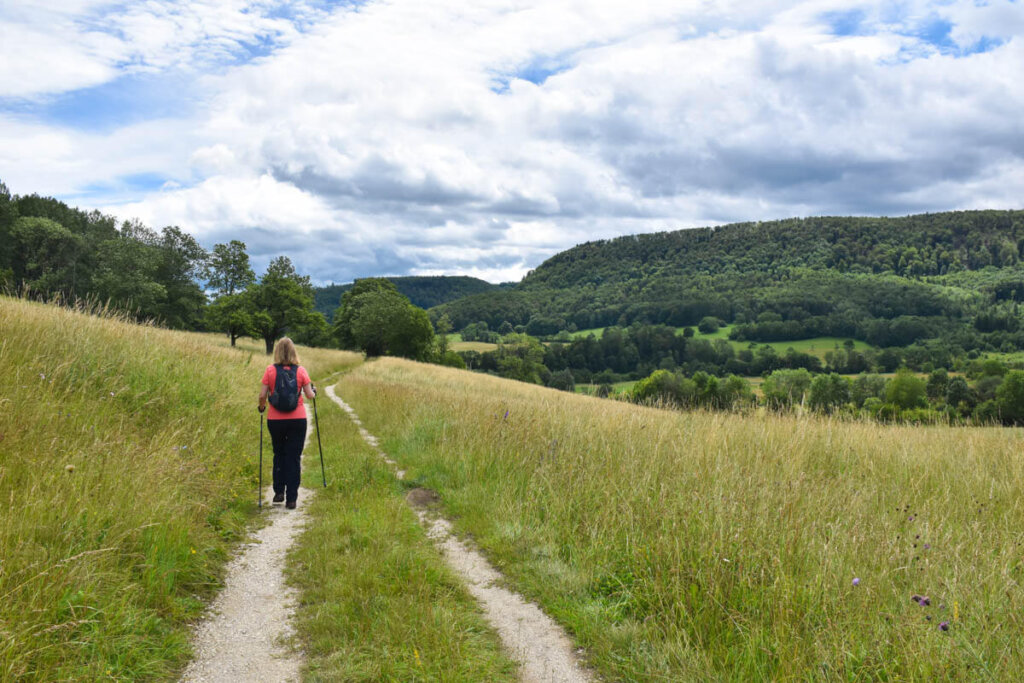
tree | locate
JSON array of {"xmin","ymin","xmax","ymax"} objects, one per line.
[
  {"xmin": 248, "ymin": 256, "xmax": 318, "ymax": 353},
  {"xmin": 205, "ymin": 294, "xmax": 254, "ymax": 347},
  {"xmin": 152, "ymin": 226, "xmax": 207, "ymax": 329},
  {"xmin": 945, "ymin": 376, "xmax": 973, "ymax": 414},
  {"xmin": 697, "ymin": 316, "xmax": 720, "ymax": 334},
  {"xmin": 435, "ymin": 312, "xmax": 453, "ymax": 357},
  {"xmin": 206, "ymin": 240, "xmax": 255, "ymax": 296},
  {"xmin": 335, "ymin": 278, "xmax": 435, "ymax": 359},
  {"xmin": 332, "ymin": 278, "xmax": 399, "ymax": 349},
  {"xmin": 762, "ymin": 368, "xmax": 813, "ymax": 409},
  {"xmin": 995, "ymin": 370, "xmax": 1024, "ymax": 424},
  {"xmin": 10, "ymin": 217, "xmax": 85, "ymax": 295},
  {"xmin": 548, "ymin": 369, "xmax": 576, "ymax": 392},
  {"xmin": 809, "ymin": 373, "xmax": 851, "ymax": 413},
  {"xmin": 926, "ymin": 368, "xmax": 949, "ymax": 401},
  {"xmin": 206, "ymin": 241, "xmax": 255, "ymax": 346},
  {"xmin": 885, "ymin": 370, "xmax": 927, "ymax": 410}
]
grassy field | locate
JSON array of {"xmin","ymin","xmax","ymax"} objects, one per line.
[
  {"xmin": 450, "ymin": 341, "xmax": 499, "ymax": 353},
  {"xmin": 338, "ymin": 358, "xmax": 1024, "ymax": 681},
  {"xmin": 569, "ymin": 324, "xmax": 873, "ymax": 359},
  {"xmin": 287, "ymin": 381, "xmax": 517, "ymax": 681},
  {"xmin": 0, "ymin": 297, "xmax": 358, "ymax": 680}
]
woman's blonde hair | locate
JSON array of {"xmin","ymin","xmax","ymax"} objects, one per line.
[{"xmin": 273, "ymin": 337, "xmax": 300, "ymax": 365}]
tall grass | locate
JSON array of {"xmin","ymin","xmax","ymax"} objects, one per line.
[
  {"xmin": 340, "ymin": 358, "xmax": 1024, "ymax": 681},
  {"xmin": 287, "ymin": 385, "xmax": 517, "ymax": 682},
  {"xmin": 0, "ymin": 296, "xmax": 358, "ymax": 680}
]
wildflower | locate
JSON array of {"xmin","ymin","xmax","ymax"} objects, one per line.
[
  {"xmin": 852, "ymin": 577, "xmax": 860, "ymax": 586},
  {"xmin": 414, "ymin": 648, "xmax": 422, "ymax": 665},
  {"xmin": 939, "ymin": 621, "xmax": 950, "ymax": 632},
  {"xmin": 191, "ymin": 548, "xmax": 196, "ymax": 554},
  {"xmin": 924, "ymin": 543, "xmax": 930, "ymax": 550},
  {"xmin": 65, "ymin": 464, "xmax": 75, "ymax": 473},
  {"xmin": 39, "ymin": 373, "xmax": 45, "ymax": 380},
  {"xmin": 109, "ymin": 392, "xmax": 115, "ymax": 397},
  {"xmin": 911, "ymin": 594, "xmax": 930, "ymax": 606}
]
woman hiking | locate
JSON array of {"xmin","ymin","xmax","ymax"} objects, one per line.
[{"xmin": 258, "ymin": 337, "xmax": 316, "ymax": 509}]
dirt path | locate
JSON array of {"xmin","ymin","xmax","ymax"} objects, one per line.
[
  {"xmin": 179, "ymin": 421, "xmax": 315, "ymax": 683},
  {"xmin": 324, "ymin": 385, "xmax": 593, "ymax": 683}
]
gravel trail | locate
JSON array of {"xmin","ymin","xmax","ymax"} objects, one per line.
[
  {"xmin": 325, "ymin": 385, "xmax": 593, "ymax": 683},
  {"xmin": 179, "ymin": 419, "xmax": 315, "ymax": 683}
]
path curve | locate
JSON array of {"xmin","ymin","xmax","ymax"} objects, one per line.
[
  {"xmin": 325, "ymin": 385, "xmax": 593, "ymax": 683},
  {"xmin": 179, "ymin": 419, "xmax": 315, "ymax": 682}
]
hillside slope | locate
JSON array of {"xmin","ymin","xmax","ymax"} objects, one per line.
[
  {"xmin": 433, "ymin": 211, "xmax": 1024, "ymax": 353},
  {"xmin": 0, "ymin": 297, "xmax": 357, "ymax": 680},
  {"xmin": 339, "ymin": 356, "xmax": 1024, "ymax": 680},
  {"xmin": 314, "ymin": 275, "xmax": 504, "ymax": 321}
]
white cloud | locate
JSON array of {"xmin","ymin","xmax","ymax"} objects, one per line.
[{"xmin": 2, "ymin": 0, "xmax": 1023, "ymax": 284}]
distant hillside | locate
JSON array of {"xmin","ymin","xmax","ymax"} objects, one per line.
[
  {"xmin": 433, "ymin": 210, "xmax": 1024, "ymax": 353},
  {"xmin": 315, "ymin": 275, "xmax": 505, "ymax": 321}
]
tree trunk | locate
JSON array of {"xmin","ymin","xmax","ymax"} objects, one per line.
[{"xmin": 264, "ymin": 335, "xmax": 274, "ymax": 354}]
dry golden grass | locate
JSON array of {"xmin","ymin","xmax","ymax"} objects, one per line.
[{"xmin": 339, "ymin": 358, "xmax": 1024, "ymax": 681}]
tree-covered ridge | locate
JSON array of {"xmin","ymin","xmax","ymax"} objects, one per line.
[
  {"xmin": 522, "ymin": 211, "xmax": 1024, "ymax": 290},
  {"xmin": 314, "ymin": 276, "xmax": 504, "ymax": 321},
  {"xmin": 432, "ymin": 211, "xmax": 1024, "ymax": 356}
]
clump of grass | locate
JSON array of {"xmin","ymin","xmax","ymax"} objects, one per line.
[
  {"xmin": 288, "ymin": 381, "xmax": 517, "ymax": 682},
  {"xmin": 340, "ymin": 358, "xmax": 1024, "ymax": 681},
  {"xmin": 0, "ymin": 296, "xmax": 358, "ymax": 680}
]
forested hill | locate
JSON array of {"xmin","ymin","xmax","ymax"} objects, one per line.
[
  {"xmin": 432, "ymin": 210, "xmax": 1024, "ymax": 353},
  {"xmin": 521, "ymin": 211, "xmax": 1024, "ymax": 290},
  {"xmin": 314, "ymin": 276, "xmax": 504, "ymax": 321}
]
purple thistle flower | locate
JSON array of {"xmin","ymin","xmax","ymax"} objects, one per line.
[
  {"xmin": 924, "ymin": 544, "xmax": 930, "ymax": 550},
  {"xmin": 852, "ymin": 577, "xmax": 860, "ymax": 587},
  {"xmin": 939, "ymin": 621, "xmax": 950, "ymax": 632},
  {"xmin": 503, "ymin": 410, "xmax": 509, "ymax": 420},
  {"xmin": 911, "ymin": 594, "xmax": 930, "ymax": 606}
]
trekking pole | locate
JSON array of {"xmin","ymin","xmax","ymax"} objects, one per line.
[
  {"xmin": 313, "ymin": 391, "xmax": 326, "ymax": 487},
  {"xmin": 258, "ymin": 411, "xmax": 264, "ymax": 509}
]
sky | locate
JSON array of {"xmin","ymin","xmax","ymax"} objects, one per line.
[{"xmin": 1, "ymin": 1, "xmax": 1022, "ymax": 285}]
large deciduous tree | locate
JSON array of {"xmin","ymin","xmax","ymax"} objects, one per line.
[
  {"xmin": 333, "ymin": 278, "xmax": 434, "ymax": 359},
  {"xmin": 205, "ymin": 241, "xmax": 256, "ymax": 346},
  {"xmin": 249, "ymin": 256, "xmax": 322, "ymax": 354}
]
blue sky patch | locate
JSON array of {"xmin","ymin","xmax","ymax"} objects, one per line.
[
  {"xmin": 1, "ymin": 72, "xmax": 200, "ymax": 133},
  {"xmin": 822, "ymin": 9, "xmax": 868, "ymax": 36},
  {"xmin": 491, "ymin": 55, "xmax": 573, "ymax": 94}
]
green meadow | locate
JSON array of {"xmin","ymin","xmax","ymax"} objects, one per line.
[
  {"xmin": 337, "ymin": 357, "xmax": 1024, "ymax": 681},
  {"xmin": 6, "ymin": 296, "xmax": 1024, "ymax": 682}
]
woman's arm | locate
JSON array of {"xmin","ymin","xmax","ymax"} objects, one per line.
[
  {"xmin": 258, "ymin": 385, "xmax": 269, "ymax": 412},
  {"xmin": 302, "ymin": 382, "xmax": 316, "ymax": 400}
]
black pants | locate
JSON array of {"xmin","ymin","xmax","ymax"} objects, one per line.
[{"xmin": 267, "ymin": 418, "xmax": 306, "ymax": 502}]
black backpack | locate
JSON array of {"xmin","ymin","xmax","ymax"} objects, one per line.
[{"xmin": 268, "ymin": 364, "xmax": 300, "ymax": 412}]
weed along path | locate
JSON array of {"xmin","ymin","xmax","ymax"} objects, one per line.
[
  {"xmin": 324, "ymin": 385, "xmax": 593, "ymax": 683},
  {"xmin": 179, "ymin": 424, "xmax": 316, "ymax": 683}
]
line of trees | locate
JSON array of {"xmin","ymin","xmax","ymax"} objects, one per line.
[
  {"xmin": 0, "ymin": 182, "xmax": 331, "ymax": 353},
  {"xmin": 627, "ymin": 365, "xmax": 1024, "ymax": 426}
]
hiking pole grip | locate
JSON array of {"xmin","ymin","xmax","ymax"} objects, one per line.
[
  {"xmin": 314, "ymin": 395, "xmax": 326, "ymax": 487},
  {"xmin": 258, "ymin": 412, "xmax": 264, "ymax": 509}
]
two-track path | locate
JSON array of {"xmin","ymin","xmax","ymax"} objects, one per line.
[
  {"xmin": 180, "ymin": 386, "xmax": 592, "ymax": 683},
  {"xmin": 325, "ymin": 385, "xmax": 593, "ymax": 683}
]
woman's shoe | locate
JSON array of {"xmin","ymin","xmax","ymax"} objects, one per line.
[
  {"xmin": 273, "ymin": 493, "xmax": 285, "ymax": 503},
  {"xmin": 285, "ymin": 500, "xmax": 296, "ymax": 509}
]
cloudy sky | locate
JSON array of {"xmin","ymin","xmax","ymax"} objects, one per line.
[{"xmin": 1, "ymin": 1, "xmax": 1022, "ymax": 284}]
